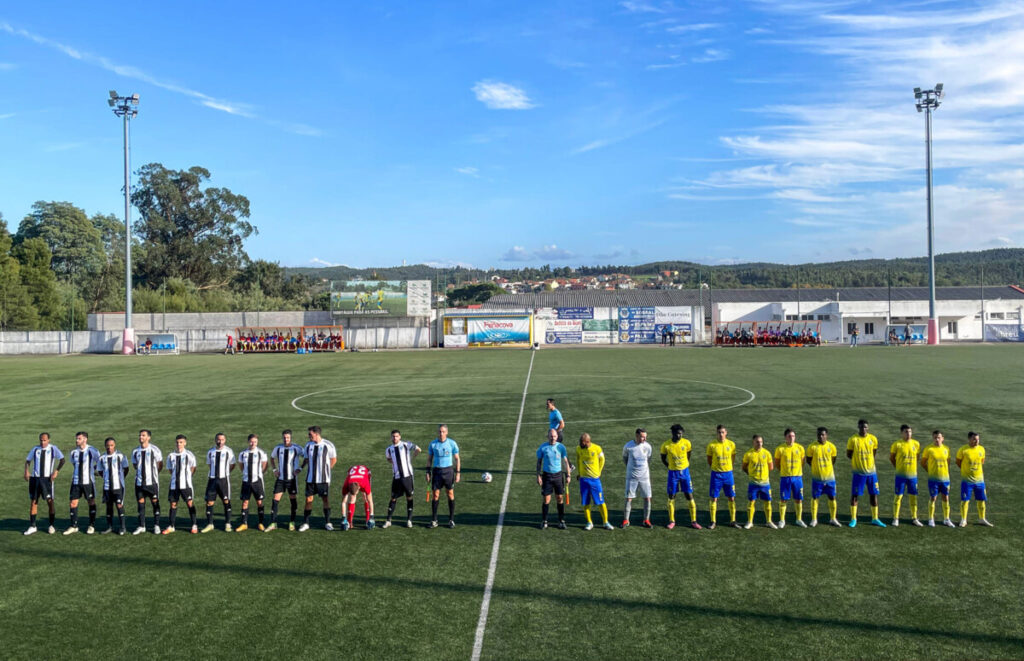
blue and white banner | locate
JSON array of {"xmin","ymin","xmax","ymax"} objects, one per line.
[
  {"xmin": 618, "ymin": 307, "xmax": 656, "ymax": 343},
  {"xmin": 557, "ymin": 307, "xmax": 594, "ymax": 320},
  {"xmin": 984, "ymin": 324, "xmax": 1024, "ymax": 342},
  {"xmin": 468, "ymin": 318, "xmax": 531, "ymax": 344},
  {"xmin": 544, "ymin": 319, "xmax": 582, "ymax": 344}
]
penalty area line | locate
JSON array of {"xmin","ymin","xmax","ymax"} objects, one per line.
[{"xmin": 471, "ymin": 349, "xmax": 536, "ymax": 661}]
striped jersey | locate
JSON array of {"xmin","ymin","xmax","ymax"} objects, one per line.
[
  {"xmin": 69, "ymin": 445, "xmax": 101, "ymax": 485},
  {"xmin": 385, "ymin": 441, "xmax": 419, "ymax": 479},
  {"xmin": 304, "ymin": 439, "xmax": 337, "ymax": 483},
  {"xmin": 98, "ymin": 452, "xmax": 129, "ymax": 491},
  {"xmin": 271, "ymin": 444, "xmax": 305, "ymax": 481},
  {"xmin": 238, "ymin": 448, "xmax": 268, "ymax": 484},
  {"xmin": 132, "ymin": 445, "xmax": 163, "ymax": 487},
  {"xmin": 166, "ymin": 450, "xmax": 197, "ymax": 490},
  {"xmin": 206, "ymin": 446, "xmax": 236, "ymax": 479},
  {"xmin": 26, "ymin": 444, "xmax": 64, "ymax": 478}
]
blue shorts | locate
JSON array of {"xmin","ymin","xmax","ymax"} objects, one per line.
[
  {"xmin": 812, "ymin": 480, "xmax": 836, "ymax": 499},
  {"xmin": 578, "ymin": 477, "xmax": 605, "ymax": 506},
  {"xmin": 928, "ymin": 480, "xmax": 950, "ymax": 497},
  {"xmin": 960, "ymin": 481, "xmax": 986, "ymax": 502},
  {"xmin": 709, "ymin": 470, "xmax": 735, "ymax": 499},
  {"xmin": 851, "ymin": 473, "xmax": 880, "ymax": 497},
  {"xmin": 747, "ymin": 483, "xmax": 772, "ymax": 502},
  {"xmin": 894, "ymin": 475, "xmax": 919, "ymax": 496},
  {"xmin": 780, "ymin": 476, "xmax": 803, "ymax": 500},
  {"xmin": 667, "ymin": 469, "xmax": 693, "ymax": 497}
]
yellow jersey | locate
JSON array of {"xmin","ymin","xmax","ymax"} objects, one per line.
[
  {"xmin": 706, "ymin": 439, "xmax": 736, "ymax": 473},
  {"xmin": 660, "ymin": 438, "xmax": 691, "ymax": 470},
  {"xmin": 956, "ymin": 445, "xmax": 985, "ymax": 483},
  {"xmin": 847, "ymin": 433, "xmax": 878, "ymax": 474},
  {"xmin": 889, "ymin": 439, "xmax": 921, "ymax": 478},
  {"xmin": 743, "ymin": 448, "xmax": 772, "ymax": 485},
  {"xmin": 920, "ymin": 444, "xmax": 950, "ymax": 481},
  {"xmin": 806, "ymin": 441, "xmax": 837, "ymax": 481},
  {"xmin": 774, "ymin": 443, "xmax": 805, "ymax": 477},
  {"xmin": 575, "ymin": 444, "xmax": 605, "ymax": 479}
]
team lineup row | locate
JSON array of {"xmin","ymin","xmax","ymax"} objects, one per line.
[{"xmin": 19, "ymin": 412, "xmax": 993, "ymax": 536}]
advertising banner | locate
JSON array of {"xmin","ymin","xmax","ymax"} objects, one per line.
[
  {"xmin": 468, "ymin": 317, "xmax": 531, "ymax": 344},
  {"xmin": 618, "ymin": 307, "xmax": 656, "ymax": 343},
  {"xmin": 406, "ymin": 280, "xmax": 431, "ymax": 317},
  {"xmin": 582, "ymin": 331, "xmax": 615, "ymax": 344},
  {"xmin": 557, "ymin": 307, "xmax": 594, "ymax": 320},
  {"xmin": 544, "ymin": 319, "xmax": 582, "ymax": 344},
  {"xmin": 332, "ymin": 280, "xmax": 407, "ymax": 315},
  {"xmin": 582, "ymin": 318, "xmax": 617, "ymax": 332},
  {"xmin": 654, "ymin": 306, "xmax": 693, "ymax": 325},
  {"xmin": 984, "ymin": 324, "xmax": 1024, "ymax": 342},
  {"xmin": 443, "ymin": 334, "xmax": 468, "ymax": 348},
  {"xmin": 655, "ymin": 323, "xmax": 693, "ymax": 343}
]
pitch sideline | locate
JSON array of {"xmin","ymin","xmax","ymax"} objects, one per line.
[{"xmin": 470, "ymin": 349, "xmax": 536, "ymax": 661}]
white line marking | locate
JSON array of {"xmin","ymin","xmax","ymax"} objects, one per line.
[
  {"xmin": 471, "ymin": 349, "xmax": 536, "ymax": 661},
  {"xmin": 291, "ymin": 375, "xmax": 754, "ymax": 425}
]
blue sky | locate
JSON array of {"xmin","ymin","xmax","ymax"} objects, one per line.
[{"xmin": 1, "ymin": 1, "xmax": 1022, "ymax": 269}]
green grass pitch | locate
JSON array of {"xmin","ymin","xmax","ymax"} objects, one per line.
[{"xmin": 1, "ymin": 346, "xmax": 1022, "ymax": 660}]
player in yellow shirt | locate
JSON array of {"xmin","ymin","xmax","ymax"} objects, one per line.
[
  {"xmin": 742, "ymin": 435, "xmax": 776, "ymax": 529},
  {"xmin": 705, "ymin": 425, "xmax": 740, "ymax": 530},
  {"xmin": 920, "ymin": 430, "xmax": 954, "ymax": 527},
  {"xmin": 660, "ymin": 423, "xmax": 701, "ymax": 530},
  {"xmin": 846, "ymin": 419, "xmax": 885, "ymax": 527},
  {"xmin": 956, "ymin": 431, "xmax": 991, "ymax": 527},
  {"xmin": 575, "ymin": 433, "xmax": 613, "ymax": 531},
  {"xmin": 774, "ymin": 428, "xmax": 806, "ymax": 528},
  {"xmin": 889, "ymin": 424, "xmax": 923, "ymax": 527},
  {"xmin": 805, "ymin": 427, "xmax": 840, "ymax": 526}
]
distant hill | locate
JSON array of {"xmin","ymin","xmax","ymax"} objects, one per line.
[{"xmin": 283, "ymin": 248, "xmax": 1024, "ymax": 290}]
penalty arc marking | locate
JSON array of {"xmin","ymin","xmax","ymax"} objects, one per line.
[{"xmin": 291, "ymin": 375, "xmax": 756, "ymax": 426}]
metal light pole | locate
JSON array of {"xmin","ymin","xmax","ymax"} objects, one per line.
[
  {"xmin": 915, "ymin": 84, "xmax": 943, "ymax": 345},
  {"xmin": 109, "ymin": 90, "xmax": 139, "ymax": 353}
]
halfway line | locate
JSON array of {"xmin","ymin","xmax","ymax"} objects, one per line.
[{"xmin": 471, "ymin": 348, "xmax": 536, "ymax": 661}]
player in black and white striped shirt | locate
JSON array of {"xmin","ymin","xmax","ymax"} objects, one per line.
[
  {"xmin": 201, "ymin": 433, "xmax": 236, "ymax": 533},
  {"xmin": 130, "ymin": 429, "xmax": 163, "ymax": 535},
  {"xmin": 64, "ymin": 432, "xmax": 101, "ymax": 535},
  {"xmin": 236, "ymin": 434, "xmax": 268, "ymax": 532},
  {"xmin": 23, "ymin": 432, "xmax": 65, "ymax": 535},
  {"xmin": 267, "ymin": 429, "xmax": 305, "ymax": 531},
  {"xmin": 164, "ymin": 435, "xmax": 198, "ymax": 534},
  {"xmin": 97, "ymin": 437, "xmax": 130, "ymax": 535},
  {"xmin": 299, "ymin": 425, "xmax": 337, "ymax": 532},
  {"xmin": 383, "ymin": 430, "xmax": 421, "ymax": 528}
]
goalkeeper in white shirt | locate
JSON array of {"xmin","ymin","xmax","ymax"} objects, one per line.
[{"xmin": 622, "ymin": 428, "xmax": 654, "ymax": 528}]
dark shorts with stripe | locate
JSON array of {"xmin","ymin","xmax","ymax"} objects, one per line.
[
  {"xmin": 241, "ymin": 481, "xmax": 265, "ymax": 501},
  {"xmin": 69, "ymin": 483, "xmax": 96, "ymax": 500},
  {"xmin": 274, "ymin": 478, "xmax": 297, "ymax": 495},
  {"xmin": 391, "ymin": 476, "xmax": 415, "ymax": 498},
  {"xmin": 205, "ymin": 477, "xmax": 231, "ymax": 501},
  {"xmin": 103, "ymin": 488, "xmax": 125, "ymax": 505},
  {"xmin": 541, "ymin": 471, "xmax": 566, "ymax": 496},
  {"xmin": 135, "ymin": 484, "xmax": 159, "ymax": 500},
  {"xmin": 431, "ymin": 467, "xmax": 455, "ymax": 491},
  {"xmin": 169, "ymin": 487, "xmax": 194, "ymax": 502},
  {"xmin": 29, "ymin": 476, "xmax": 53, "ymax": 501},
  {"xmin": 305, "ymin": 481, "xmax": 330, "ymax": 498}
]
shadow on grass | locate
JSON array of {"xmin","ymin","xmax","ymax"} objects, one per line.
[{"xmin": 4, "ymin": 545, "xmax": 1023, "ymax": 649}]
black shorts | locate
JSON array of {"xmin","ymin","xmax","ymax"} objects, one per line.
[
  {"xmin": 169, "ymin": 487, "xmax": 194, "ymax": 503},
  {"xmin": 273, "ymin": 478, "xmax": 297, "ymax": 495},
  {"xmin": 541, "ymin": 472, "xmax": 565, "ymax": 496},
  {"xmin": 103, "ymin": 488, "xmax": 125, "ymax": 506},
  {"xmin": 69, "ymin": 483, "xmax": 96, "ymax": 501},
  {"xmin": 28, "ymin": 477, "xmax": 53, "ymax": 501},
  {"xmin": 305, "ymin": 482, "xmax": 330, "ymax": 498},
  {"xmin": 391, "ymin": 476, "xmax": 415, "ymax": 499},
  {"xmin": 135, "ymin": 484, "xmax": 159, "ymax": 500},
  {"xmin": 205, "ymin": 478, "xmax": 231, "ymax": 501},
  {"xmin": 431, "ymin": 467, "xmax": 455, "ymax": 491},
  {"xmin": 241, "ymin": 481, "xmax": 265, "ymax": 501}
]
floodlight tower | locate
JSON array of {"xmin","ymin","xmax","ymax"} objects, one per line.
[
  {"xmin": 914, "ymin": 83, "xmax": 943, "ymax": 345},
  {"xmin": 109, "ymin": 91, "xmax": 139, "ymax": 353}
]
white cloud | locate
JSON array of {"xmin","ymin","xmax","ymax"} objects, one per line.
[
  {"xmin": 501, "ymin": 246, "xmax": 532, "ymax": 261},
  {"xmin": 535, "ymin": 244, "xmax": 574, "ymax": 260},
  {"xmin": 423, "ymin": 260, "xmax": 476, "ymax": 269},
  {"xmin": 0, "ymin": 62, "xmax": 16, "ymax": 70},
  {"xmin": 309, "ymin": 258, "xmax": 343, "ymax": 267},
  {"xmin": 500, "ymin": 245, "xmax": 575, "ymax": 261},
  {"xmin": 472, "ymin": 81, "xmax": 535, "ymax": 110},
  {"xmin": 692, "ymin": 48, "xmax": 729, "ymax": 63},
  {"xmin": 619, "ymin": 1, "xmax": 669, "ymax": 14},
  {"xmin": 572, "ymin": 120, "xmax": 666, "ymax": 154},
  {"xmin": 667, "ymin": 23, "xmax": 721, "ymax": 33},
  {"xmin": 455, "ymin": 166, "xmax": 480, "ymax": 177},
  {"xmin": 0, "ymin": 112, "xmax": 13, "ymax": 120}
]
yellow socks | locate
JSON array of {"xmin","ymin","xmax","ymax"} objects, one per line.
[
  {"xmin": 961, "ymin": 501, "xmax": 969, "ymax": 520},
  {"xmin": 870, "ymin": 505, "xmax": 879, "ymax": 520},
  {"xmin": 584, "ymin": 506, "xmax": 592, "ymax": 524},
  {"xmin": 764, "ymin": 502, "xmax": 773, "ymax": 522},
  {"xmin": 795, "ymin": 501, "xmax": 803, "ymax": 521},
  {"xmin": 828, "ymin": 499, "xmax": 837, "ymax": 520},
  {"xmin": 893, "ymin": 494, "xmax": 903, "ymax": 519},
  {"xmin": 667, "ymin": 498, "xmax": 675, "ymax": 523},
  {"xmin": 600, "ymin": 503, "xmax": 609, "ymax": 524},
  {"xmin": 727, "ymin": 500, "xmax": 737, "ymax": 523},
  {"xmin": 942, "ymin": 500, "xmax": 950, "ymax": 520},
  {"xmin": 709, "ymin": 500, "xmax": 717, "ymax": 524},
  {"xmin": 928, "ymin": 500, "xmax": 936, "ymax": 520},
  {"xmin": 779, "ymin": 502, "xmax": 788, "ymax": 523},
  {"xmin": 688, "ymin": 499, "xmax": 697, "ymax": 523},
  {"xmin": 748, "ymin": 501, "xmax": 756, "ymax": 524},
  {"xmin": 811, "ymin": 499, "xmax": 819, "ymax": 520},
  {"xmin": 978, "ymin": 501, "xmax": 986, "ymax": 520},
  {"xmin": 850, "ymin": 503, "xmax": 858, "ymax": 520},
  {"xmin": 908, "ymin": 495, "xmax": 917, "ymax": 518}
]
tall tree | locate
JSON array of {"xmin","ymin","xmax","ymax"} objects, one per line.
[
  {"xmin": 12, "ymin": 237, "xmax": 63, "ymax": 329},
  {"xmin": 131, "ymin": 163, "xmax": 255, "ymax": 289},
  {"xmin": 0, "ymin": 215, "xmax": 39, "ymax": 330},
  {"xmin": 15, "ymin": 201, "xmax": 105, "ymax": 291},
  {"xmin": 88, "ymin": 212, "xmax": 126, "ymax": 311}
]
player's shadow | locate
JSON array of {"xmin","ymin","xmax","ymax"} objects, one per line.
[
  {"xmin": 0, "ymin": 518, "xmax": 31, "ymax": 533},
  {"xmin": 6, "ymin": 546, "xmax": 1024, "ymax": 651}
]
